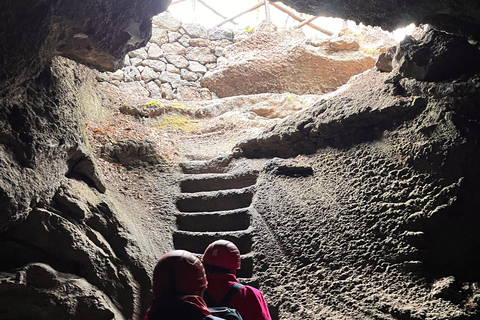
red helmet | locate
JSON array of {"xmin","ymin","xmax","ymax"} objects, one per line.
[
  {"xmin": 152, "ymin": 250, "xmax": 207, "ymax": 296},
  {"xmin": 203, "ymin": 240, "xmax": 241, "ymax": 271}
]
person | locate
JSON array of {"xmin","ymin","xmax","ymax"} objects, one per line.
[
  {"xmin": 144, "ymin": 250, "xmax": 225, "ymax": 320},
  {"xmin": 202, "ymin": 240, "xmax": 272, "ymax": 320}
]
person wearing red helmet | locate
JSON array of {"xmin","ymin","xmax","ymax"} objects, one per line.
[
  {"xmin": 144, "ymin": 250, "xmax": 225, "ymax": 320},
  {"xmin": 203, "ymin": 240, "xmax": 271, "ymax": 320}
]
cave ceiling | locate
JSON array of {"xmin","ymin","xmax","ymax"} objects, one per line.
[
  {"xmin": 1, "ymin": 0, "xmax": 479, "ymax": 88},
  {"xmin": 281, "ymin": 0, "xmax": 480, "ymax": 40},
  {"xmin": 0, "ymin": 0, "xmax": 171, "ymax": 87}
]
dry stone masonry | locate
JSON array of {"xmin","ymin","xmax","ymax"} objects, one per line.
[
  {"xmin": 98, "ymin": 14, "xmax": 398, "ymax": 101},
  {"xmin": 97, "ymin": 12, "xmax": 241, "ymax": 101}
]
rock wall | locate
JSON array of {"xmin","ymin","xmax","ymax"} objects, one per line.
[
  {"xmin": 2, "ymin": 0, "xmax": 480, "ymax": 319},
  {"xmin": 282, "ymin": 0, "xmax": 480, "ymax": 40},
  {"xmin": 0, "ymin": 0, "xmax": 170, "ymax": 319},
  {"xmin": 0, "ymin": 0, "xmax": 170, "ymax": 88},
  {"xmin": 97, "ymin": 14, "xmax": 397, "ymax": 100},
  {"xmin": 97, "ymin": 12, "xmax": 239, "ymax": 101},
  {"xmin": 200, "ymin": 23, "xmax": 377, "ymax": 97},
  {"xmin": 238, "ymin": 29, "xmax": 480, "ymax": 319}
]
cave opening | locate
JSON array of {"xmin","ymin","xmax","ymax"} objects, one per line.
[{"xmin": 3, "ymin": 0, "xmax": 480, "ymax": 319}]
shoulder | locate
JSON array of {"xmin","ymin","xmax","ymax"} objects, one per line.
[
  {"xmin": 237, "ymin": 285, "xmax": 268, "ymax": 303},
  {"xmin": 240, "ymin": 285, "xmax": 264, "ymax": 296}
]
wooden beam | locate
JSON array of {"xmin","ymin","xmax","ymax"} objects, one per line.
[
  {"xmin": 294, "ymin": 15, "xmax": 318, "ymax": 29},
  {"xmin": 264, "ymin": 0, "xmax": 271, "ymax": 21},
  {"xmin": 197, "ymin": 0, "xmax": 238, "ymax": 25},
  {"xmin": 170, "ymin": 0, "xmax": 187, "ymax": 6},
  {"xmin": 269, "ymin": 1, "xmax": 334, "ymax": 36},
  {"xmin": 216, "ymin": 1, "xmax": 264, "ymax": 27},
  {"xmin": 191, "ymin": 0, "xmax": 197, "ymax": 22}
]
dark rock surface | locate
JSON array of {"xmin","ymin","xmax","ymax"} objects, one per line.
[
  {"xmin": 2, "ymin": 0, "xmax": 480, "ymax": 319},
  {"xmin": 0, "ymin": 0, "xmax": 170, "ymax": 318},
  {"xmin": 282, "ymin": 0, "xmax": 480, "ymax": 40},
  {"xmin": 394, "ymin": 29, "xmax": 480, "ymax": 81},
  {"xmin": 102, "ymin": 139, "xmax": 167, "ymax": 168},
  {"xmin": 0, "ymin": 57, "xmax": 156, "ymax": 319},
  {"xmin": 237, "ymin": 35, "xmax": 480, "ymax": 318},
  {"xmin": 0, "ymin": 0, "xmax": 170, "ymax": 88}
]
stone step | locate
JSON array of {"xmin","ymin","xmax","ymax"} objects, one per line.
[
  {"xmin": 236, "ymin": 254, "xmax": 254, "ymax": 278},
  {"xmin": 176, "ymin": 186, "xmax": 255, "ymax": 212},
  {"xmin": 238, "ymin": 276, "xmax": 259, "ymax": 289},
  {"xmin": 180, "ymin": 172, "xmax": 258, "ymax": 193},
  {"xmin": 176, "ymin": 208, "xmax": 251, "ymax": 232},
  {"xmin": 179, "ymin": 157, "xmax": 232, "ymax": 174},
  {"xmin": 173, "ymin": 228, "xmax": 253, "ymax": 254}
]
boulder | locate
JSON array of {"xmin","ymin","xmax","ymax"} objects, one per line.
[
  {"xmin": 102, "ymin": 139, "xmax": 166, "ymax": 167},
  {"xmin": 147, "ymin": 43, "xmax": 164, "ymax": 59},
  {"xmin": 147, "ymin": 81, "xmax": 162, "ymax": 99},
  {"xmin": 395, "ymin": 29, "xmax": 480, "ymax": 81},
  {"xmin": 118, "ymin": 81, "xmax": 149, "ymax": 96},
  {"xmin": 160, "ymin": 82, "xmax": 175, "ymax": 100},
  {"xmin": 208, "ymin": 27, "xmax": 234, "ymax": 41},
  {"xmin": 166, "ymin": 64, "xmax": 180, "ymax": 74},
  {"xmin": 152, "ymin": 12, "xmax": 182, "ymax": 31},
  {"xmin": 141, "ymin": 66, "xmax": 159, "ymax": 82},
  {"xmin": 142, "ymin": 59, "xmax": 167, "ymax": 72},
  {"xmin": 123, "ymin": 66, "xmax": 141, "ymax": 82},
  {"xmin": 201, "ymin": 29, "xmax": 376, "ymax": 97},
  {"xmin": 180, "ymin": 69, "xmax": 199, "ymax": 81},
  {"xmin": 189, "ymin": 38, "xmax": 211, "ymax": 47},
  {"xmin": 159, "ymin": 71, "xmax": 182, "ymax": 88},
  {"xmin": 188, "ymin": 61, "xmax": 207, "ymax": 73},
  {"xmin": 150, "ymin": 28, "xmax": 169, "ymax": 46},
  {"xmin": 182, "ymin": 22, "xmax": 208, "ymax": 39},
  {"xmin": 178, "ymin": 34, "xmax": 191, "ymax": 47},
  {"xmin": 185, "ymin": 47, "xmax": 217, "ymax": 65},
  {"xmin": 128, "ymin": 48, "xmax": 148, "ymax": 60},
  {"xmin": 161, "ymin": 43, "xmax": 186, "ymax": 55},
  {"xmin": 165, "ymin": 54, "xmax": 189, "ymax": 69},
  {"xmin": 167, "ymin": 31, "xmax": 182, "ymax": 43}
]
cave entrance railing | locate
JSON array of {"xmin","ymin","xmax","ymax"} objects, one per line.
[{"xmin": 168, "ymin": 0, "xmax": 334, "ymax": 36}]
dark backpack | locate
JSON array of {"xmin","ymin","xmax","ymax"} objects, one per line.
[{"xmin": 204, "ymin": 283, "xmax": 244, "ymax": 320}]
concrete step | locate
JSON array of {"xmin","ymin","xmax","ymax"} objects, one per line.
[
  {"xmin": 176, "ymin": 186, "xmax": 255, "ymax": 212},
  {"xmin": 180, "ymin": 172, "xmax": 258, "ymax": 193},
  {"xmin": 173, "ymin": 228, "xmax": 253, "ymax": 254},
  {"xmin": 176, "ymin": 208, "xmax": 251, "ymax": 232}
]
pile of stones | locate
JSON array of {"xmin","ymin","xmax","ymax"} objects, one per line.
[{"xmin": 97, "ymin": 12, "xmax": 247, "ymax": 100}]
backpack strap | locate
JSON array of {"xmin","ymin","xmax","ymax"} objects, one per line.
[
  {"xmin": 219, "ymin": 283, "xmax": 244, "ymax": 307},
  {"xmin": 204, "ymin": 283, "xmax": 244, "ymax": 308},
  {"xmin": 203, "ymin": 290, "xmax": 218, "ymax": 307}
]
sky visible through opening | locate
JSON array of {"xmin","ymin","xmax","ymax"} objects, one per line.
[{"xmin": 167, "ymin": 0, "xmax": 415, "ymax": 41}]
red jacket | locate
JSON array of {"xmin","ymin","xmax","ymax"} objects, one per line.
[
  {"xmin": 205, "ymin": 273, "xmax": 271, "ymax": 320},
  {"xmin": 144, "ymin": 295, "xmax": 215, "ymax": 320}
]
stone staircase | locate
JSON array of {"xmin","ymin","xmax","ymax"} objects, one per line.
[{"xmin": 173, "ymin": 167, "xmax": 258, "ymax": 279}]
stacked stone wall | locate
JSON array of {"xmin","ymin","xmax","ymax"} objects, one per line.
[{"xmin": 96, "ymin": 12, "xmax": 244, "ymax": 101}]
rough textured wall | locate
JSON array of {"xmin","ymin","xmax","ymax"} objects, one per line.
[
  {"xmin": 1, "ymin": 0, "xmax": 480, "ymax": 319},
  {"xmin": 0, "ymin": 0, "xmax": 170, "ymax": 88},
  {"xmin": 200, "ymin": 26, "xmax": 376, "ymax": 97},
  {"xmin": 238, "ymin": 30, "xmax": 480, "ymax": 319},
  {"xmin": 0, "ymin": 56, "xmax": 155, "ymax": 320},
  {"xmin": 281, "ymin": 0, "xmax": 480, "ymax": 40},
  {"xmin": 0, "ymin": 0, "xmax": 170, "ymax": 319}
]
